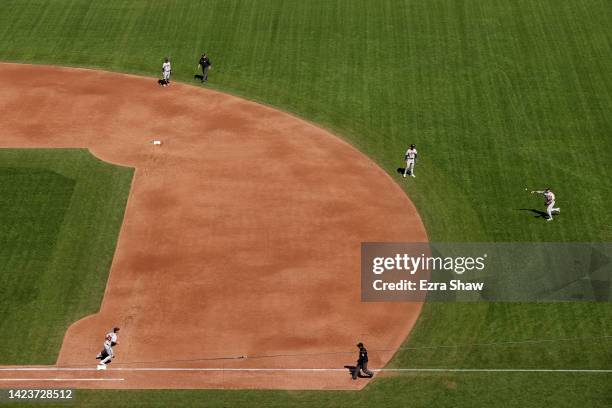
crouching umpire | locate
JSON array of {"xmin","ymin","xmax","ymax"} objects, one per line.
[{"xmin": 352, "ymin": 342, "xmax": 374, "ymax": 379}]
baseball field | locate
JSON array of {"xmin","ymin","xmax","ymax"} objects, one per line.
[{"xmin": 0, "ymin": 0, "xmax": 610, "ymax": 407}]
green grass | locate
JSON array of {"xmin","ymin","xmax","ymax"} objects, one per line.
[
  {"xmin": 0, "ymin": 150, "xmax": 133, "ymax": 364},
  {"xmin": 0, "ymin": 0, "xmax": 611, "ymax": 406},
  {"xmin": 8, "ymin": 373, "xmax": 611, "ymax": 408}
]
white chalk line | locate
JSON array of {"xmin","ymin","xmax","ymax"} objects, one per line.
[{"xmin": 0, "ymin": 368, "xmax": 609, "ymax": 373}]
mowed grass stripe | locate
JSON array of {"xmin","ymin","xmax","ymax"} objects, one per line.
[{"xmin": 0, "ymin": 1, "xmax": 610, "ymax": 406}]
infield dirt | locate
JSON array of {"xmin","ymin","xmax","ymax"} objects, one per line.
[{"xmin": 0, "ymin": 63, "xmax": 427, "ymax": 389}]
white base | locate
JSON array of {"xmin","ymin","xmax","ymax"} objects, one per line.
[
  {"xmin": 96, "ymin": 364, "xmax": 107, "ymax": 370},
  {"xmin": 152, "ymin": 140, "xmax": 162, "ymax": 145}
]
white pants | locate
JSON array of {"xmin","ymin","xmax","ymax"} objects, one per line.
[
  {"xmin": 97, "ymin": 343, "xmax": 114, "ymax": 364},
  {"xmin": 547, "ymin": 201, "xmax": 560, "ymax": 219},
  {"xmin": 163, "ymin": 71, "xmax": 171, "ymax": 81},
  {"xmin": 404, "ymin": 159, "xmax": 415, "ymax": 176}
]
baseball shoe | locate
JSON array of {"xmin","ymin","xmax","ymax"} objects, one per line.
[
  {"xmin": 96, "ymin": 364, "xmax": 107, "ymax": 370},
  {"xmin": 411, "ymin": 174, "xmax": 416, "ymax": 178},
  {"xmin": 403, "ymin": 174, "xmax": 406, "ymax": 178},
  {"xmin": 547, "ymin": 217, "xmax": 553, "ymax": 221}
]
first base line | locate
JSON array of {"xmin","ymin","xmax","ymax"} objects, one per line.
[{"xmin": 0, "ymin": 368, "xmax": 609, "ymax": 373}]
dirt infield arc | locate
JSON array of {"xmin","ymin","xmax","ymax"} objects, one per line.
[{"xmin": 0, "ymin": 63, "xmax": 427, "ymax": 389}]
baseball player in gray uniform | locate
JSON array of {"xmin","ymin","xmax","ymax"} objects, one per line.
[
  {"xmin": 96, "ymin": 327, "xmax": 120, "ymax": 369},
  {"xmin": 161, "ymin": 57, "xmax": 172, "ymax": 86},
  {"xmin": 403, "ymin": 144, "xmax": 418, "ymax": 178},
  {"xmin": 531, "ymin": 188, "xmax": 560, "ymax": 221}
]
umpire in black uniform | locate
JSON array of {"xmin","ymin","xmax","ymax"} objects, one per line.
[
  {"xmin": 198, "ymin": 53, "xmax": 212, "ymax": 82},
  {"xmin": 352, "ymin": 342, "xmax": 374, "ymax": 379}
]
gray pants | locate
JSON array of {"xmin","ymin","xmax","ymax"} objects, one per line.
[
  {"xmin": 352, "ymin": 361, "xmax": 374, "ymax": 379},
  {"xmin": 546, "ymin": 200, "xmax": 560, "ymax": 219},
  {"xmin": 404, "ymin": 159, "xmax": 415, "ymax": 176},
  {"xmin": 202, "ymin": 66, "xmax": 210, "ymax": 81}
]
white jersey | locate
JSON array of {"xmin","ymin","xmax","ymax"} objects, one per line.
[
  {"xmin": 162, "ymin": 61, "xmax": 171, "ymax": 73},
  {"xmin": 105, "ymin": 331, "xmax": 117, "ymax": 344},
  {"xmin": 405, "ymin": 148, "xmax": 417, "ymax": 160},
  {"xmin": 544, "ymin": 191, "xmax": 555, "ymax": 204}
]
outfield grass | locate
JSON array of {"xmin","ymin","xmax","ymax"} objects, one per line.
[
  {"xmin": 0, "ymin": 150, "xmax": 133, "ymax": 364},
  {"xmin": 10, "ymin": 373, "xmax": 612, "ymax": 408},
  {"xmin": 0, "ymin": 0, "xmax": 610, "ymax": 406}
]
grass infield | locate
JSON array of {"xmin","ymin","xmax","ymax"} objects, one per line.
[
  {"xmin": 0, "ymin": 0, "xmax": 610, "ymax": 406},
  {"xmin": 0, "ymin": 150, "xmax": 133, "ymax": 364}
]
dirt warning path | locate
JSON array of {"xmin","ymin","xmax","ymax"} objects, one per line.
[{"xmin": 0, "ymin": 63, "xmax": 427, "ymax": 389}]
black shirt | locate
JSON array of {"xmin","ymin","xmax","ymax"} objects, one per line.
[
  {"xmin": 200, "ymin": 56, "xmax": 212, "ymax": 68},
  {"xmin": 358, "ymin": 347, "xmax": 368, "ymax": 363}
]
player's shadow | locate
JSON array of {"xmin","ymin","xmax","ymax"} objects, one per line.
[
  {"xmin": 194, "ymin": 74, "xmax": 204, "ymax": 80},
  {"xmin": 396, "ymin": 168, "xmax": 406, "ymax": 175},
  {"xmin": 344, "ymin": 365, "xmax": 374, "ymax": 378},
  {"xmin": 518, "ymin": 208, "xmax": 548, "ymax": 218},
  {"xmin": 157, "ymin": 79, "xmax": 168, "ymax": 86},
  {"xmin": 344, "ymin": 365, "xmax": 356, "ymax": 377}
]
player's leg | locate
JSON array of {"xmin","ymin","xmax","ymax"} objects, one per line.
[
  {"xmin": 352, "ymin": 362, "xmax": 361, "ymax": 379},
  {"xmin": 551, "ymin": 200, "xmax": 560, "ymax": 213},
  {"xmin": 100, "ymin": 343, "xmax": 114, "ymax": 364},
  {"xmin": 96, "ymin": 348, "xmax": 109, "ymax": 369},
  {"xmin": 546, "ymin": 202, "xmax": 554, "ymax": 220},
  {"xmin": 403, "ymin": 161, "xmax": 410, "ymax": 177},
  {"xmin": 96, "ymin": 349, "xmax": 107, "ymax": 360},
  {"xmin": 362, "ymin": 362, "xmax": 374, "ymax": 377},
  {"xmin": 410, "ymin": 161, "xmax": 416, "ymax": 177}
]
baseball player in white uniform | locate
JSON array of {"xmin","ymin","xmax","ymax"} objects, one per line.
[
  {"xmin": 531, "ymin": 188, "xmax": 560, "ymax": 221},
  {"xmin": 96, "ymin": 327, "xmax": 120, "ymax": 369},
  {"xmin": 403, "ymin": 144, "xmax": 418, "ymax": 178},
  {"xmin": 161, "ymin": 57, "xmax": 172, "ymax": 86}
]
